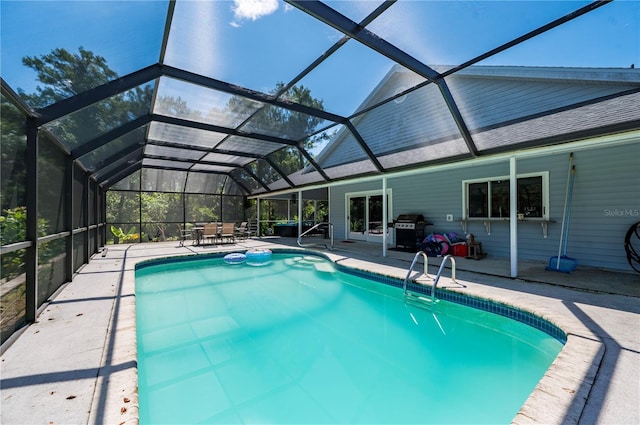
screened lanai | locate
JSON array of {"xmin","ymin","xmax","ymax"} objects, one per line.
[{"xmin": 1, "ymin": 0, "xmax": 639, "ymax": 344}]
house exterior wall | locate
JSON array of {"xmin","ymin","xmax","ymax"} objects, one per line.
[{"xmin": 329, "ymin": 141, "xmax": 640, "ymax": 272}]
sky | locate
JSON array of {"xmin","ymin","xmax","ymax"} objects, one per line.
[{"xmin": 1, "ymin": 0, "xmax": 639, "ymax": 117}]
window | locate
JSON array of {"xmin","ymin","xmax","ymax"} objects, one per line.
[{"xmin": 463, "ymin": 172, "xmax": 548, "ymax": 220}]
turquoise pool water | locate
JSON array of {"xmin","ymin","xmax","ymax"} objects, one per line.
[{"xmin": 136, "ymin": 253, "xmax": 563, "ymax": 424}]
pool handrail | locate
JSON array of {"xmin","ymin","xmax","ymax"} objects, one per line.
[
  {"xmin": 297, "ymin": 222, "xmax": 334, "ymax": 250},
  {"xmin": 403, "ymin": 251, "xmax": 430, "ymax": 294},
  {"xmin": 404, "ymin": 253, "xmax": 457, "ymax": 304},
  {"xmin": 431, "ymin": 255, "xmax": 457, "ymax": 303}
]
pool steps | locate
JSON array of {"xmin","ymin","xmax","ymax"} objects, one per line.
[{"xmin": 285, "ymin": 255, "xmax": 336, "ymax": 273}]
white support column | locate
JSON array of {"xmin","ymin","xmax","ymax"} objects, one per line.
[
  {"xmin": 382, "ymin": 177, "xmax": 388, "ymax": 257},
  {"xmin": 256, "ymin": 198, "xmax": 261, "ymax": 237},
  {"xmin": 510, "ymin": 157, "xmax": 518, "ymax": 278},
  {"xmin": 313, "ymin": 200, "xmax": 317, "ymax": 223},
  {"xmin": 298, "ymin": 190, "xmax": 303, "ymax": 237},
  {"xmin": 328, "ymin": 186, "xmax": 332, "ymax": 236}
]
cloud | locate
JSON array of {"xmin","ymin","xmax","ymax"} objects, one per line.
[{"xmin": 232, "ymin": 0, "xmax": 279, "ymax": 22}]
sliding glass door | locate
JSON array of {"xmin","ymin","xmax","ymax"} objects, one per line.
[{"xmin": 346, "ymin": 190, "xmax": 392, "ymax": 243}]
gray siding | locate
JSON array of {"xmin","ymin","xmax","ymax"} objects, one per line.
[
  {"xmin": 329, "ymin": 142, "xmax": 640, "ymax": 272},
  {"xmin": 562, "ymin": 144, "xmax": 640, "ymax": 270}
]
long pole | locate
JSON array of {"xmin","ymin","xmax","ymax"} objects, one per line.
[
  {"xmin": 562, "ymin": 165, "xmax": 576, "ymax": 256},
  {"xmin": 555, "ymin": 153, "xmax": 573, "ymax": 268}
]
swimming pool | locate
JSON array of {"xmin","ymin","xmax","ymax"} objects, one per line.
[{"xmin": 136, "ymin": 251, "xmax": 564, "ymax": 424}]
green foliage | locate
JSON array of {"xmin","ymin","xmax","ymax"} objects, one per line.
[
  {"xmin": 303, "ymin": 200, "xmax": 328, "ymax": 222},
  {"xmin": 21, "ymin": 47, "xmax": 117, "ymax": 108},
  {"xmin": 194, "ymin": 206, "xmax": 219, "ymax": 222},
  {"xmin": 0, "ymin": 207, "xmax": 49, "ymax": 245},
  {"xmin": 0, "ymin": 206, "xmax": 27, "ymax": 245},
  {"xmin": 106, "ymin": 191, "xmax": 139, "ymax": 223},
  {"xmin": 0, "ymin": 207, "xmax": 51, "ymax": 281},
  {"xmin": 141, "ymin": 193, "xmax": 172, "ymax": 222},
  {"xmin": 229, "ymin": 83, "xmax": 328, "ymax": 186},
  {"xmin": 0, "ymin": 212, "xmax": 27, "ymax": 281},
  {"xmin": 351, "ymin": 219, "xmax": 364, "ymax": 233},
  {"xmin": 110, "ymin": 225, "xmax": 138, "ymax": 243},
  {"xmin": 0, "ymin": 96, "xmax": 27, "ymax": 213},
  {"xmin": 141, "ymin": 193, "xmax": 180, "ymax": 241},
  {"xmin": 19, "ymin": 47, "xmax": 153, "ymax": 160},
  {"xmin": 4, "ymin": 47, "xmax": 328, "ymax": 253}
]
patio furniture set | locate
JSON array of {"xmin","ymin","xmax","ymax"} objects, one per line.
[{"xmin": 179, "ymin": 221, "xmax": 254, "ymax": 246}]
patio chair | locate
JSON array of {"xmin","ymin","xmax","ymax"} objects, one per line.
[
  {"xmin": 177, "ymin": 224, "xmax": 192, "ymax": 246},
  {"xmin": 202, "ymin": 223, "xmax": 219, "ymax": 245},
  {"xmin": 219, "ymin": 222, "xmax": 236, "ymax": 244},
  {"xmin": 235, "ymin": 222, "xmax": 249, "ymax": 240},
  {"xmin": 246, "ymin": 220, "xmax": 258, "ymax": 238}
]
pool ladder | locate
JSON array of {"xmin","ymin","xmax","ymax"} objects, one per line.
[{"xmin": 403, "ymin": 253, "xmax": 457, "ymax": 305}]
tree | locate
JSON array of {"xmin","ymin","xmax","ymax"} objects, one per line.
[
  {"xmin": 20, "ymin": 47, "xmax": 153, "ymax": 149},
  {"xmin": 17, "ymin": 47, "xmax": 162, "ymax": 243},
  {"xmin": 156, "ymin": 95, "xmax": 201, "ymax": 121},
  {"xmin": 141, "ymin": 192, "xmax": 183, "ymax": 241},
  {"xmin": 21, "ymin": 47, "xmax": 118, "ymax": 108},
  {"xmin": 6, "ymin": 47, "xmax": 331, "ymax": 246},
  {"xmin": 0, "ymin": 96, "xmax": 27, "ymax": 214},
  {"xmin": 106, "ymin": 189, "xmax": 140, "ymax": 243},
  {"xmin": 227, "ymin": 83, "xmax": 328, "ymax": 185}
]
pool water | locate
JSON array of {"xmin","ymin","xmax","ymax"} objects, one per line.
[{"xmin": 136, "ymin": 253, "xmax": 563, "ymax": 424}]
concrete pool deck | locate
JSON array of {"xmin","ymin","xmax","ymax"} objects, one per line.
[{"xmin": 1, "ymin": 237, "xmax": 638, "ymax": 424}]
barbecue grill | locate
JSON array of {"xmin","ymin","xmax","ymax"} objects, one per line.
[{"xmin": 395, "ymin": 214, "xmax": 428, "ymax": 249}]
